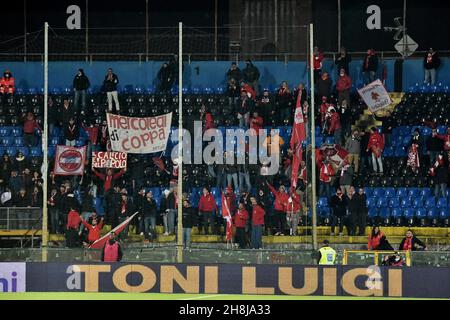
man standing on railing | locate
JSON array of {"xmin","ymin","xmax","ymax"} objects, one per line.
[
  {"xmin": 103, "ymin": 68, "xmax": 120, "ymax": 114},
  {"xmin": 73, "ymin": 69, "xmax": 90, "ymax": 116},
  {"xmin": 242, "ymin": 59, "xmax": 260, "ymax": 96}
]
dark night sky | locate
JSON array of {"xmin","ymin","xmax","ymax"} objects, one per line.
[{"xmin": 3, "ymin": 0, "xmax": 229, "ymax": 35}]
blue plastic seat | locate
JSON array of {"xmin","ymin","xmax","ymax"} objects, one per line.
[
  {"xmin": 427, "ymin": 208, "xmax": 438, "ymax": 218},
  {"xmin": 408, "ymin": 188, "xmax": 420, "ymax": 198},
  {"xmin": 388, "ymin": 197, "xmax": 400, "ymax": 208},
  {"xmin": 366, "ymin": 197, "xmax": 377, "ymax": 208},
  {"xmin": 400, "ymin": 198, "xmax": 412, "ymax": 208},
  {"xmin": 0, "ymin": 128, "xmax": 10, "ymax": 137},
  {"xmin": 376, "ymin": 197, "xmax": 388, "ymax": 208},
  {"xmin": 30, "ymin": 147, "xmax": 42, "ymax": 157},
  {"xmin": 50, "ymin": 137, "xmax": 61, "ymax": 146},
  {"xmin": 437, "ymin": 198, "xmax": 448, "ymax": 208},
  {"xmin": 75, "ymin": 139, "xmax": 86, "ymax": 147},
  {"xmin": 318, "ymin": 197, "xmax": 328, "ymax": 207},
  {"xmin": 368, "ymin": 207, "xmax": 378, "ymax": 218},
  {"xmin": 364, "ymin": 188, "xmax": 373, "ymax": 197},
  {"xmin": 1, "ymin": 137, "xmax": 13, "ymax": 147},
  {"xmin": 403, "ymin": 208, "xmax": 415, "ymax": 219},
  {"xmin": 11, "ymin": 127, "xmax": 23, "ymax": 137},
  {"xmin": 48, "ymin": 146, "xmax": 56, "ymax": 157},
  {"xmin": 384, "ymin": 187, "xmax": 395, "ymax": 198},
  {"xmin": 412, "ymin": 198, "xmax": 424, "ymax": 208},
  {"xmin": 425, "ymin": 197, "xmax": 436, "ymax": 208},
  {"xmin": 13, "ymin": 137, "xmax": 24, "ymax": 147},
  {"xmin": 396, "ymin": 188, "xmax": 408, "ymax": 198},
  {"xmin": 391, "ymin": 208, "xmax": 403, "ymax": 218},
  {"xmin": 372, "ymin": 188, "xmax": 385, "ymax": 198},
  {"xmin": 416, "ymin": 208, "xmax": 427, "ymax": 219},
  {"xmin": 420, "ymin": 189, "xmax": 431, "ymax": 197},
  {"xmin": 379, "ymin": 207, "xmax": 390, "ymax": 218},
  {"xmin": 439, "ymin": 209, "xmax": 450, "ymax": 219},
  {"xmin": 5, "ymin": 147, "xmax": 17, "ymax": 157}
]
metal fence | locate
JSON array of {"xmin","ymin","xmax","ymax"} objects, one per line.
[
  {"xmin": 0, "ymin": 247, "xmax": 449, "ymax": 266},
  {"xmin": 0, "ymin": 207, "xmax": 42, "ymax": 230}
]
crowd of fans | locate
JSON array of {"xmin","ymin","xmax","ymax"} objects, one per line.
[{"xmin": 0, "ymin": 47, "xmax": 448, "ymax": 250}]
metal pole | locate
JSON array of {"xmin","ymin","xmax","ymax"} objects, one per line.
[
  {"xmin": 24, "ymin": 0, "xmax": 27, "ymax": 62},
  {"xmin": 402, "ymin": 0, "xmax": 407, "ymax": 59},
  {"xmin": 214, "ymin": 0, "xmax": 218, "ymax": 61},
  {"xmin": 146, "ymin": 0, "xmax": 149, "ymax": 62},
  {"xmin": 85, "ymin": 0, "xmax": 89, "ymax": 62},
  {"xmin": 274, "ymin": 0, "xmax": 278, "ymax": 61},
  {"xmin": 42, "ymin": 22, "xmax": 49, "ymax": 262},
  {"xmin": 176, "ymin": 22, "xmax": 183, "ymax": 264},
  {"xmin": 309, "ymin": 23, "xmax": 317, "ymax": 251},
  {"xmin": 337, "ymin": 0, "xmax": 341, "ymax": 52}
]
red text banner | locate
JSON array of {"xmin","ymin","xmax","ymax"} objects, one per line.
[
  {"xmin": 92, "ymin": 151, "xmax": 127, "ymax": 169},
  {"xmin": 107, "ymin": 113, "xmax": 172, "ymax": 154}
]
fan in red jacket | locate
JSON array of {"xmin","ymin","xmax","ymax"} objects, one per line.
[
  {"xmin": 0, "ymin": 70, "xmax": 15, "ymax": 95},
  {"xmin": 240, "ymin": 82, "xmax": 256, "ymax": 99},
  {"xmin": 198, "ymin": 188, "xmax": 218, "ymax": 235},
  {"xmin": 367, "ymin": 226, "xmax": 385, "ymax": 250},
  {"xmin": 319, "ymin": 158, "xmax": 335, "ymax": 200},
  {"xmin": 267, "ymin": 182, "xmax": 289, "ymax": 236},
  {"xmin": 286, "ymin": 188, "xmax": 301, "ymax": 236},
  {"xmin": 437, "ymin": 127, "xmax": 450, "ymax": 151},
  {"xmin": 336, "ymin": 68, "xmax": 352, "ymax": 105},
  {"xmin": 250, "ymin": 197, "xmax": 265, "ymax": 249},
  {"xmin": 92, "ymin": 168, "xmax": 126, "ymax": 193},
  {"xmin": 249, "ymin": 111, "xmax": 264, "ymax": 134},
  {"xmin": 366, "ymin": 127, "xmax": 385, "ymax": 174},
  {"xmin": 81, "ymin": 216, "xmax": 104, "ymax": 245},
  {"xmin": 200, "ymin": 104, "xmax": 215, "ymax": 131},
  {"xmin": 234, "ymin": 202, "xmax": 249, "ymax": 249},
  {"xmin": 328, "ymin": 109, "xmax": 342, "ymax": 145}
]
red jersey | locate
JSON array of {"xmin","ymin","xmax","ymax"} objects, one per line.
[
  {"xmin": 67, "ymin": 210, "xmax": 81, "ymax": 230},
  {"xmin": 82, "ymin": 220, "xmax": 104, "ymax": 243},
  {"xmin": 252, "ymin": 205, "xmax": 265, "ymax": 226},
  {"xmin": 198, "ymin": 194, "xmax": 218, "ymax": 212},
  {"xmin": 234, "ymin": 209, "xmax": 249, "ymax": 228},
  {"xmin": 268, "ymin": 183, "xmax": 289, "ymax": 212}
]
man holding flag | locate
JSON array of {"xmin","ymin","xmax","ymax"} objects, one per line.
[
  {"xmin": 290, "ymin": 84, "xmax": 307, "ymax": 189},
  {"xmin": 221, "ymin": 187, "xmax": 236, "ymax": 247}
]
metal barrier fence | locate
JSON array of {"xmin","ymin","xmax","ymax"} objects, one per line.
[
  {"xmin": 1, "ymin": 247, "xmax": 449, "ymax": 266},
  {"xmin": 0, "ymin": 207, "xmax": 42, "ymax": 230}
]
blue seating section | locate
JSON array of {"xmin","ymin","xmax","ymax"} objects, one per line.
[{"xmin": 363, "ymin": 187, "xmax": 450, "ymax": 221}]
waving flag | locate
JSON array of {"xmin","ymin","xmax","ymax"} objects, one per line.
[
  {"xmin": 290, "ymin": 91, "xmax": 306, "ymax": 188},
  {"xmin": 221, "ymin": 193, "xmax": 233, "ymax": 241},
  {"xmin": 89, "ymin": 212, "xmax": 138, "ymax": 249}
]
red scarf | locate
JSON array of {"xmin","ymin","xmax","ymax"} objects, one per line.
[{"xmin": 402, "ymin": 237, "xmax": 413, "ymax": 251}]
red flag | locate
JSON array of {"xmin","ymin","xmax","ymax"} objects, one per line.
[
  {"xmin": 89, "ymin": 212, "xmax": 138, "ymax": 249},
  {"xmin": 152, "ymin": 157, "xmax": 166, "ymax": 172},
  {"xmin": 290, "ymin": 92, "xmax": 306, "ymax": 188},
  {"xmin": 221, "ymin": 193, "xmax": 233, "ymax": 241}
]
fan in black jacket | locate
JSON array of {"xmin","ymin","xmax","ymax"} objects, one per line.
[
  {"xmin": 73, "ymin": 69, "xmax": 90, "ymax": 115},
  {"xmin": 399, "ymin": 230, "xmax": 426, "ymax": 251},
  {"xmin": 141, "ymin": 191, "xmax": 158, "ymax": 240}
]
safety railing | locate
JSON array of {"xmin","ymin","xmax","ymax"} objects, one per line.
[
  {"xmin": 0, "ymin": 207, "xmax": 42, "ymax": 231},
  {"xmin": 1, "ymin": 247, "xmax": 449, "ymax": 266}
]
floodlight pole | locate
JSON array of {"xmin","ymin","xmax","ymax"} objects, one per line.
[
  {"xmin": 176, "ymin": 22, "xmax": 184, "ymax": 263},
  {"xmin": 309, "ymin": 23, "xmax": 318, "ymax": 251},
  {"xmin": 42, "ymin": 22, "xmax": 49, "ymax": 262}
]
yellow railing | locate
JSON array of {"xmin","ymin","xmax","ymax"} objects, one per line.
[{"xmin": 343, "ymin": 250, "xmax": 411, "ymax": 266}]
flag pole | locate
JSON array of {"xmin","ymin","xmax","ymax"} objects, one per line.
[
  {"xmin": 42, "ymin": 22, "xmax": 49, "ymax": 262},
  {"xmin": 176, "ymin": 22, "xmax": 184, "ymax": 263},
  {"xmin": 309, "ymin": 23, "xmax": 318, "ymax": 251}
]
